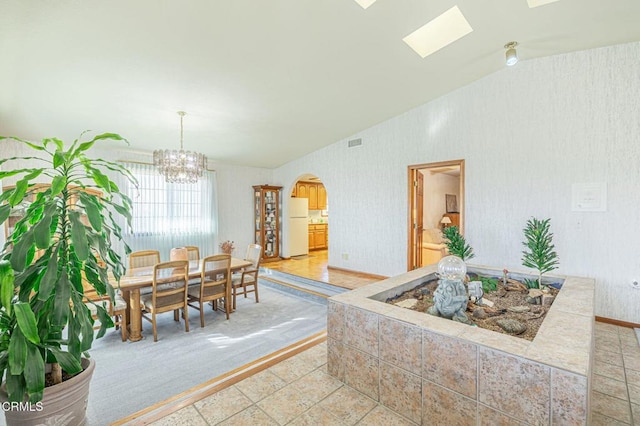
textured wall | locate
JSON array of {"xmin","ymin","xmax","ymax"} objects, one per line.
[{"xmin": 274, "ymin": 41, "xmax": 640, "ymax": 323}]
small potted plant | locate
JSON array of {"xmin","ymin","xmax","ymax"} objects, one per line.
[
  {"xmin": 0, "ymin": 132, "xmax": 135, "ymax": 425},
  {"xmin": 521, "ymin": 217, "xmax": 559, "ymax": 289},
  {"xmin": 219, "ymin": 240, "xmax": 235, "ymax": 255}
]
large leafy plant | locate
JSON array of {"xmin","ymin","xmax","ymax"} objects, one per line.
[
  {"xmin": 521, "ymin": 217, "xmax": 559, "ymax": 289},
  {"xmin": 442, "ymin": 225, "xmax": 475, "ymax": 261},
  {"xmin": 0, "ymin": 133, "xmax": 135, "ymax": 402}
]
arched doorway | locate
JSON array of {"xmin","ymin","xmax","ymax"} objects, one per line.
[{"xmin": 288, "ymin": 174, "xmax": 329, "ymax": 258}]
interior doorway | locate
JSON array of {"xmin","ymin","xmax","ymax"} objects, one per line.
[
  {"xmin": 289, "ymin": 174, "xmax": 329, "ymax": 258},
  {"xmin": 407, "ymin": 160, "xmax": 465, "ymax": 270}
]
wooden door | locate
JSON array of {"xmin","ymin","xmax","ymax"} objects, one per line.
[{"xmin": 416, "ymin": 172, "xmax": 424, "ymax": 267}]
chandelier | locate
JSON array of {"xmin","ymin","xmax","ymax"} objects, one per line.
[{"xmin": 153, "ymin": 111, "xmax": 207, "ymax": 184}]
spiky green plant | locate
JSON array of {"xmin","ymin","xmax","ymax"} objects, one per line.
[
  {"xmin": 0, "ymin": 132, "xmax": 136, "ymax": 402},
  {"xmin": 442, "ymin": 226, "xmax": 475, "ymax": 261},
  {"xmin": 521, "ymin": 217, "xmax": 559, "ymax": 289}
]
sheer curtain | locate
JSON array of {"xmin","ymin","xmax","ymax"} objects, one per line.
[{"xmin": 117, "ymin": 162, "xmax": 218, "ymax": 265}]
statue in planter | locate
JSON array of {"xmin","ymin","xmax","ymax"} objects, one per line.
[{"xmin": 427, "ymin": 255, "xmax": 472, "ymax": 325}]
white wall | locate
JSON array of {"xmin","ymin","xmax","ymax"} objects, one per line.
[{"xmin": 274, "ymin": 41, "xmax": 640, "ymax": 323}]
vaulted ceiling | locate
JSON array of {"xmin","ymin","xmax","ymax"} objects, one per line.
[{"xmin": 1, "ymin": 0, "xmax": 639, "ymax": 168}]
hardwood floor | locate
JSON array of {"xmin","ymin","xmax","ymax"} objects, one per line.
[{"xmin": 261, "ymin": 250, "xmax": 382, "ymax": 290}]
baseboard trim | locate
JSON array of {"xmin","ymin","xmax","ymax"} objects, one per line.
[
  {"xmin": 327, "ymin": 265, "xmax": 387, "ymax": 280},
  {"xmin": 595, "ymin": 316, "xmax": 640, "ymax": 329}
]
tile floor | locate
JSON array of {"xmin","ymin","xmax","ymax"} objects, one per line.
[{"xmin": 138, "ymin": 253, "xmax": 640, "ymax": 425}]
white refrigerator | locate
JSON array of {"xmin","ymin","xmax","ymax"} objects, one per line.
[{"xmin": 288, "ymin": 198, "xmax": 309, "ymax": 256}]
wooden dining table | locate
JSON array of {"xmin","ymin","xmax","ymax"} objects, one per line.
[{"xmin": 110, "ymin": 257, "xmax": 252, "ymax": 342}]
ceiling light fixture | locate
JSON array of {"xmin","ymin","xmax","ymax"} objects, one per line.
[
  {"xmin": 504, "ymin": 41, "xmax": 518, "ymax": 66},
  {"xmin": 153, "ymin": 111, "xmax": 207, "ymax": 184}
]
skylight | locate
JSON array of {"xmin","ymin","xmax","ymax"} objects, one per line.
[
  {"xmin": 402, "ymin": 5, "xmax": 473, "ymax": 59},
  {"xmin": 527, "ymin": 0, "xmax": 561, "ymax": 7},
  {"xmin": 354, "ymin": 0, "xmax": 377, "ymax": 9}
]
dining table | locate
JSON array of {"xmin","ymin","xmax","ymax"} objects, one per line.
[{"xmin": 110, "ymin": 257, "xmax": 253, "ymax": 342}]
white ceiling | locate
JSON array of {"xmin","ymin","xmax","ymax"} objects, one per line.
[{"xmin": 1, "ymin": 1, "xmax": 639, "ymax": 168}]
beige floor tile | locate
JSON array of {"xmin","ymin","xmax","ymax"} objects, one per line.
[
  {"xmin": 596, "ymin": 335, "xmax": 622, "ymax": 351},
  {"xmin": 593, "ymin": 374, "xmax": 629, "ymax": 401},
  {"xmin": 235, "ymin": 369, "xmax": 288, "ymax": 403},
  {"xmin": 632, "ymin": 403, "xmax": 640, "ymax": 425},
  {"xmin": 358, "ymin": 405, "xmax": 417, "ymax": 425},
  {"xmin": 628, "ymin": 383, "xmax": 640, "ymax": 405},
  {"xmin": 291, "ymin": 368, "xmax": 343, "ymax": 404},
  {"xmin": 595, "ymin": 360, "xmax": 626, "ymax": 382},
  {"xmin": 595, "ymin": 323, "xmax": 621, "ymax": 334},
  {"xmin": 597, "ymin": 349, "xmax": 625, "ymax": 367},
  {"xmin": 590, "ymin": 412, "xmax": 631, "ymax": 425},
  {"xmin": 591, "ymin": 391, "xmax": 632, "ymax": 424},
  {"xmin": 150, "ymin": 405, "xmax": 207, "ymax": 426},
  {"xmin": 287, "ymin": 404, "xmax": 344, "ymax": 425},
  {"xmin": 256, "ymin": 383, "xmax": 316, "ymax": 424},
  {"xmin": 194, "ymin": 386, "xmax": 254, "ymax": 424},
  {"xmin": 626, "ymin": 369, "xmax": 640, "ymax": 387},
  {"xmin": 217, "ymin": 405, "xmax": 278, "ymax": 426},
  {"xmin": 268, "ymin": 354, "xmax": 319, "ymax": 383},
  {"xmin": 315, "ymin": 385, "xmax": 378, "ymax": 425},
  {"xmin": 623, "ymin": 353, "xmax": 640, "ymax": 372}
]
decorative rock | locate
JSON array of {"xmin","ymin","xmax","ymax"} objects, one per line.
[
  {"xmin": 541, "ymin": 294, "xmax": 555, "ymax": 306},
  {"xmin": 479, "ymin": 297, "xmax": 494, "ymax": 308},
  {"xmin": 395, "ymin": 298, "xmax": 418, "ymax": 309},
  {"xmin": 496, "ymin": 319, "xmax": 527, "ymax": 335},
  {"xmin": 525, "ymin": 296, "xmax": 541, "ymax": 305},
  {"xmin": 507, "ymin": 305, "xmax": 530, "ymax": 313},
  {"xmin": 528, "ymin": 289, "xmax": 544, "ymax": 298},
  {"xmin": 421, "ymin": 288, "xmax": 431, "ymax": 296},
  {"xmin": 472, "ymin": 307, "xmax": 487, "ymax": 319}
]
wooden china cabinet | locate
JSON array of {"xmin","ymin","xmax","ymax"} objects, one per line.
[{"xmin": 253, "ymin": 185, "xmax": 282, "ymax": 262}]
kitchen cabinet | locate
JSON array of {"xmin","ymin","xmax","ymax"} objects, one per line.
[
  {"xmin": 308, "ymin": 223, "xmax": 328, "ymax": 250},
  {"xmin": 317, "ymin": 185, "xmax": 327, "ymax": 210},
  {"xmin": 308, "ymin": 185, "xmax": 318, "ymax": 210},
  {"xmin": 253, "ymin": 185, "xmax": 282, "ymax": 262},
  {"xmin": 295, "ymin": 181, "xmax": 327, "ymax": 211}
]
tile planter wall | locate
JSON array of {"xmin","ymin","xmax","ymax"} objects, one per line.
[{"xmin": 327, "ymin": 264, "xmax": 595, "ymax": 425}]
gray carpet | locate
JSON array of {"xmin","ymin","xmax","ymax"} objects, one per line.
[{"xmin": 0, "ymin": 280, "xmax": 329, "ymax": 426}]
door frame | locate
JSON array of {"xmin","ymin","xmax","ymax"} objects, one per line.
[{"xmin": 407, "ymin": 159, "xmax": 465, "ymax": 271}]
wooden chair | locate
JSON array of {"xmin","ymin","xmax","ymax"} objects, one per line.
[
  {"xmin": 140, "ymin": 260, "xmax": 190, "ymax": 342},
  {"xmin": 232, "ymin": 244, "xmax": 262, "ymax": 310},
  {"xmin": 84, "ymin": 286, "xmax": 128, "ymax": 342},
  {"xmin": 129, "ymin": 250, "xmax": 160, "ymax": 268},
  {"xmin": 187, "ymin": 254, "xmax": 231, "ymax": 327},
  {"xmin": 185, "ymin": 246, "xmax": 200, "ymax": 261}
]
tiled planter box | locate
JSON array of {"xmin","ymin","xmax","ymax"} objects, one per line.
[{"xmin": 327, "ymin": 264, "xmax": 594, "ymax": 425}]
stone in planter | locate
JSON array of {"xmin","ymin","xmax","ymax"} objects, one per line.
[{"xmin": 496, "ymin": 319, "xmax": 527, "ymax": 335}]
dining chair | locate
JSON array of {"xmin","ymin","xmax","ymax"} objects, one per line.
[
  {"xmin": 84, "ymin": 288, "xmax": 128, "ymax": 342},
  {"xmin": 232, "ymin": 244, "xmax": 262, "ymax": 310},
  {"xmin": 187, "ymin": 254, "xmax": 231, "ymax": 327},
  {"xmin": 140, "ymin": 260, "xmax": 190, "ymax": 342},
  {"xmin": 129, "ymin": 250, "xmax": 160, "ymax": 269},
  {"xmin": 185, "ymin": 246, "xmax": 200, "ymax": 261}
]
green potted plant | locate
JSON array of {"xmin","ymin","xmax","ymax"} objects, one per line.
[
  {"xmin": 0, "ymin": 132, "xmax": 135, "ymax": 425},
  {"xmin": 521, "ymin": 217, "xmax": 559, "ymax": 289},
  {"xmin": 442, "ymin": 225, "xmax": 475, "ymax": 261}
]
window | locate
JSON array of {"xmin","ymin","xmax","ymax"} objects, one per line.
[{"xmin": 118, "ymin": 162, "xmax": 218, "ymax": 262}]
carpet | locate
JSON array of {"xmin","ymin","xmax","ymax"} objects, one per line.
[{"xmin": 0, "ymin": 281, "xmax": 328, "ymax": 426}]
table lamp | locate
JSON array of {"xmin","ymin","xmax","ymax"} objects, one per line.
[{"xmin": 440, "ymin": 216, "xmax": 452, "ymax": 230}]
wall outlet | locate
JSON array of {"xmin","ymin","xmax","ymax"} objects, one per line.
[
  {"xmin": 632, "ymin": 281, "xmax": 640, "ymax": 290},
  {"xmin": 342, "ymin": 253, "xmax": 349, "ymax": 261}
]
